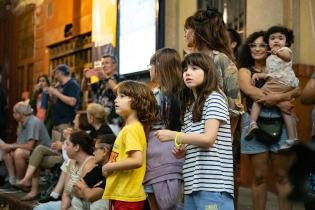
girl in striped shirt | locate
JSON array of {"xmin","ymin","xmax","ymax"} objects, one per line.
[{"xmin": 155, "ymin": 52, "xmax": 234, "ymax": 210}]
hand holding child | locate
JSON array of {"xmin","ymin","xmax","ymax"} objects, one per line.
[
  {"xmin": 251, "ymin": 73, "xmax": 267, "ymax": 85},
  {"xmin": 251, "ymin": 73, "xmax": 260, "ymax": 85}
]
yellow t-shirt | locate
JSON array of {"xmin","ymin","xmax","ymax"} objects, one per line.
[{"xmin": 102, "ymin": 121, "xmax": 147, "ymax": 202}]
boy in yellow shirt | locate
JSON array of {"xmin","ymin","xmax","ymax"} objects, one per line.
[{"xmin": 102, "ymin": 80, "xmax": 157, "ymax": 210}]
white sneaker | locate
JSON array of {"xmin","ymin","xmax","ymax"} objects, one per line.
[{"xmin": 8, "ymin": 176, "xmax": 16, "ymax": 185}]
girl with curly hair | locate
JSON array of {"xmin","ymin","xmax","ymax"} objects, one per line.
[{"xmin": 102, "ymin": 80, "xmax": 157, "ymax": 210}]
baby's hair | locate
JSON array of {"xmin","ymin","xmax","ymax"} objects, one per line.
[
  {"xmin": 182, "ymin": 52, "xmax": 219, "ymax": 122},
  {"xmin": 115, "ymin": 80, "xmax": 158, "ymax": 125},
  {"xmin": 266, "ymin": 25, "xmax": 294, "ymax": 47}
]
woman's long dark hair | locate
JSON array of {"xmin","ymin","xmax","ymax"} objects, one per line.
[
  {"xmin": 184, "ymin": 8, "xmax": 234, "ymax": 61},
  {"xmin": 36, "ymin": 74, "xmax": 50, "ymax": 93},
  {"xmin": 181, "ymin": 53, "xmax": 219, "ymax": 122},
  {"xmin": 150, "ymin": 48, "xmax": 183, "ymax": 131}
]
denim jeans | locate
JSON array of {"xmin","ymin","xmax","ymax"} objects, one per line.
[
  {"xmin": 183, "ymin": 191, "xmax": 234, "ymax": 210},
  {"xmin": 33, "ymin": 201, "xmax": 60, "ymax": 210}
]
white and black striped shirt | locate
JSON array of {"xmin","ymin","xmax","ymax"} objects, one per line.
[{"xmin": 182, "ymin": 91, "xmax": 234, "ymax": 196}]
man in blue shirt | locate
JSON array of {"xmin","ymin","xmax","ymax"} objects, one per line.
[{"xmin": 47, "ymin": 64, "xmax": 80, "ymax": 142}]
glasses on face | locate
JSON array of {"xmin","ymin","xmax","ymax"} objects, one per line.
[
  {"xmin": 94, "ymin": 143, "xmax": 112, "ymax": 151},
  {"xmin": 249, "ymin": 43, "xmax": 268, "ymax": 49}
]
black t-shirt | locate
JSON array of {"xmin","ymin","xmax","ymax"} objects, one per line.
[
  {"xmin": 245, "ymin": 67, "xmax": 266, "ymax": 111},
  {"xmin": 83, "ymin": 164, "xmax": 105, "ymax": 189},
  {"xmin": 90, "ymin": 123, "xmax": 114, "ymax": 139},
  {"xmin": 51, "ymin": 79, "xmax": 81, "ymax": 125}
]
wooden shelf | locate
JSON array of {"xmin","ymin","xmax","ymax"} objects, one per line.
[
  {"xmin": 48, "ymin": 32, "xmax": 92, "ymax": 74},
  {"xmin": 50, "ymin": 43, "xmax": 92, "ymax": 60}
]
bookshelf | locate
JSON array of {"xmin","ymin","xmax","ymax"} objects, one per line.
[{"xmin": 48, "ymin": 32, "xmax": 92, "ymax": 76}]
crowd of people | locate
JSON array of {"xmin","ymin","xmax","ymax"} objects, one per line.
[{"xmin": 0, "ymin": 7, "xmax": 314, "ymax": 210}]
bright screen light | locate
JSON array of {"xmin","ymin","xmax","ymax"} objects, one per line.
[{"xmin": 119, "ymin": 0, "xmax": 156, "ymax": 75}]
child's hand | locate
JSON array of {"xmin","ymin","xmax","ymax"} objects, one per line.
[
  {"xmin": 172, "ymin": 145, "xmax": 186, "ymax": 159},
  {"xmin": 155, "ymin": 130, "xmax": 176, "ymax": 142},
  {"xmin": 270, "ymin": 48, "xmax": 279, "ymax": 55},
  {"xmin": 102, "ymin": 163, "xmax": 113, "ymax": 177},
  {"xmin": 251, "ymin": 73, "xmax": 260, "ymax": 84}
]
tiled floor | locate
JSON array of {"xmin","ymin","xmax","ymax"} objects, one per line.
[{"xmin": 238, "ymin": 187, "xmax": 305, "ymax": 210}]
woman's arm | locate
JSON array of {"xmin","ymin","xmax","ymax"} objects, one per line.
[
  {"xmin": 60, "ymin": 162, "xmax": 72, "ymax": 210},
  {"xmin": 301, "ymin": 75, "xmax": 315, "ymax": 105},
  {"xmin": 155, "ymin": 118, "xmax": 221, "ymax": 148},
  {"xmin": 81, "ymin": 186, "xmax": 104, "ymax": 202},
  {"xmin": 258, "ymin": 86, "xmax": 300, "ymax": 106},
  {"xmin": 73, "ymin": 178, "xmax": 104, "ymax": 202},
  {"xmin": 240, "ymin": 67, "xmax": 300, "ymax": 106}
]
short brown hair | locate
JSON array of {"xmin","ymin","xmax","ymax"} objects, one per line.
[{"xmin": 115, "ymin": 80, "xmax": 157, "ymax": 125}]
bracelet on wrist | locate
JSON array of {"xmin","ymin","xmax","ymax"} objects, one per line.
[
  {"xmin": 174, "ymin": 132, "xmax": 182, "ymax": 148},
  {"xmin": 10, "ymin": 144, "xmax": 16, "ymax": 150}
]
